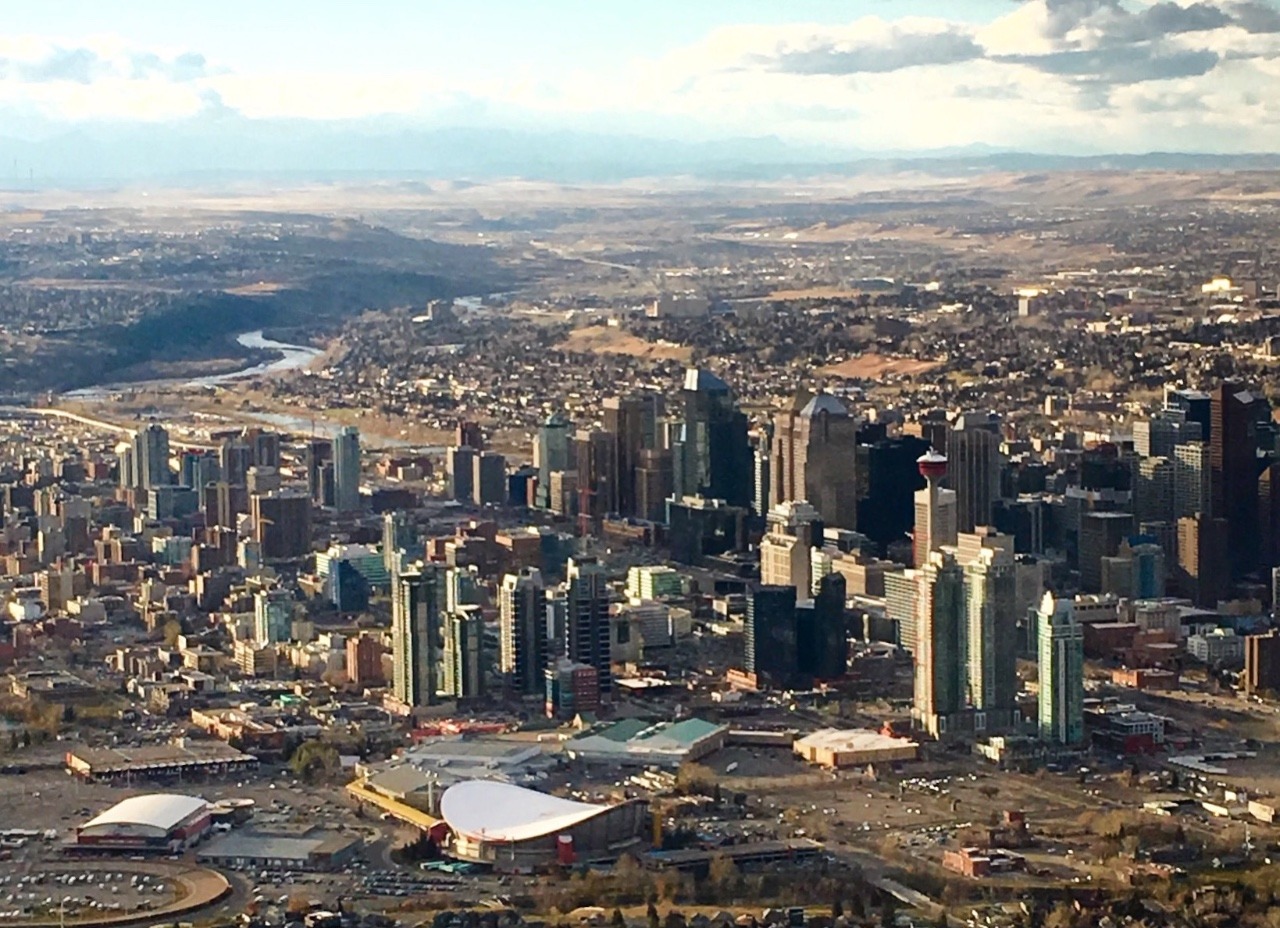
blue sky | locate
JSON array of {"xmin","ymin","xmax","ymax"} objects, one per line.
[{"xmin": 1, "ymin": 1, "xmax": 1279, "ymax": 154}]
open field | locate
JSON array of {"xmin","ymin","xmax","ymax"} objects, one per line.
[
  {"xmin": 822, "ymin": 353, "xmax": 942, "ymax": 380},
  {"xmin": 557, "ymin": 325, "xmax": 693, "ymax": 362}
]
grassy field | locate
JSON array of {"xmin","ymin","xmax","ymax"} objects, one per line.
[
  {"xmin": 557, "ymin": 325, "xmax": 693, "ymax": 363},
  {"xmin": 821, "ymin": 353, "xmax": 941, "ymax": 380}
]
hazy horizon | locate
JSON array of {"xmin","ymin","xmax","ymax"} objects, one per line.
[{"xmin": 3, "ymin": 0, "xmax": 1280, "ymax": 183}]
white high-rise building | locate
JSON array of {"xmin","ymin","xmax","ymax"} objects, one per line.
[
  {"xmin": 1037, "ymin": 592, "xmax": 1084, "ymax": 745},
  {"xmin": 964, "ymin": 547, "xmax": 1018, "ymax": 723}
]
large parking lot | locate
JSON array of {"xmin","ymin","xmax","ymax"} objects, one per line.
[{"xmin": 0, "ymin": 860, "xmax": 177, "ymax": 922}]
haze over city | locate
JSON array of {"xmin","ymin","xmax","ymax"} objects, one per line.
[
  {"xmin": 6, "ymin": 4, "xmax": 1280, "ymax": 928},
  {"xmin": 3, "ymin": 0, "xmax": 1280, "ymax": 181}
]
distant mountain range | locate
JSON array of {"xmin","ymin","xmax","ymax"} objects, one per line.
[{"xmin": 1, "ymin": 118, "xmax": 1279, "ymax": 187}]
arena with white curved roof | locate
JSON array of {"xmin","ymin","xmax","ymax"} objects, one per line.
[
  {"xmin": 440, "ymin": 780, "xmax": 646, "ymax": 871},
  {"xmin": 75, "ymin": 793, "xmax": 211, "ymax": 852}
]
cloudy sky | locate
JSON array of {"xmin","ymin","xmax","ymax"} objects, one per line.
[{"xmin": 3, "ymin": 0, "xmax": 1280, "ymax": 155}]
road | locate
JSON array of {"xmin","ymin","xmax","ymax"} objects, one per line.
[{"xmin": 0, "ymin": 406, "xmax": 216, "ymax": 451}]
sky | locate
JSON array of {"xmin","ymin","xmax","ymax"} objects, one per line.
[{"xmin": 2, "ymin": 0, "xmax": 1280, "ymax": 156}]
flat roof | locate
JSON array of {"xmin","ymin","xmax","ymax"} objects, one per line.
[
  {"xmin": 403, "ymin": 737, "xmax": 541, "ymax": 763},
  {"xmin": 69, "ymin": 742, "xmax": 255, "ymax": 773},
  {"xmin": 199, "ymin": 830, "xmax": 356, "ymax": 861},
  {"xmin": 646, "ymin": 838, "xmax": 824, "ymax": 864},
  {"xmin": 572, "ymin": 718, "xmax": 727, "ymax": 751},
  {"xmin": 83, "ymin": 793, "xmax": 208, "ymax": 832},
  {"xmin": 794, "ymin": 728, "xmax": 918, "ymax": 753},
  {"xmin": 367, "ymin": 765, "xmax": 435, "ymax": 797},
  {"xmin": 440, "ymin": 780, "xmax": 613, "ymax": 843}
]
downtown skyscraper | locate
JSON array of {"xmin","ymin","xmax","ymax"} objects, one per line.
[
  {"xmin": 133, "ymin": 423, "xmax": 172, "ymax": 490},
  {"xmin": 770, "ymin": 391, "xmax": 860, "ymax": 529},
  {"xmin": 1037, "ymin": 592, "xmax": 1084, "ymax": 745},
  {"xmin": 567, "ymin": 557, "xmax": 611, "ymax": 698},
  {"xmin": 672, "ymin": 368, "xmax": 752, "ymax": 509},
  {"xmin": 947, "ymin": 412, "xmax": 1002, "ymax": 533},
  {"xmin": 392, "ymin": 564, "xmax": 443, "ymax": 707},
  {"xmin": 499, "ymin": 567, "xmax": 548, "ymax": 696},
  {"xmin": 333, "ymin": 425, "xmax": 362, "ymax": 513},
  {"xmin": 1210, "ymin": 382, "xmax": 1270, "ymax": 578}
]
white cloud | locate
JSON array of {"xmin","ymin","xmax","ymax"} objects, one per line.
[{"xmin": 2, "ymin": 3, "xmax": 1280, "ymax": 153}]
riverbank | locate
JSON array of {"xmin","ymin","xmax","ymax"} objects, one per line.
[{"xmin": 63, "ymin": 330, "xmax": 324, "ymax": 400}]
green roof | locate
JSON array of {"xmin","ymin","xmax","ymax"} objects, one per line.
[
  {"xmin": 649, "ymin": 718, "xmax": 723, "ymax": 745},
  {"xmin": 593, "ymin": 719, "xmax": 650, "ymax": 742}
]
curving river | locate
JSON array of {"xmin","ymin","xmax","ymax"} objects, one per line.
[{"xmin": 64, "ymin": 330, "xmax": 323, "ymax": 399}]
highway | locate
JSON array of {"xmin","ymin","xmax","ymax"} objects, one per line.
[{"xmin": 0, "ymin": 405, "xmax": 217, "ymax": 451}]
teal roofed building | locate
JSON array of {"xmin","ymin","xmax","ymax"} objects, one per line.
[{"xmin": 565, "ymin": 717, "xmax": 728, "ymax": 768}]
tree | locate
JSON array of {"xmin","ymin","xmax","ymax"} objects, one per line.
[
  {"xmin": 288, "ymin": 739, "xmax": 340, "ymax": 783},
  {"xmin": 612, "ymin": 910, "xmax": 627, "ymax": 928},
  {"xmin": 675, "ymin": 763, "xmax": 714, "ymax": 796},
  {"xmin": 647, "ymin": 902, "xmax": 660, "ymax": 928},
  {"xmin": 21, "ymin": 730, "xmax": 30, "ymax": 748},
  {"xmin": 7, "ymin": 730, "xmax": 16, "ymax": 751},
  {"xmin": 708, "ymin": 855, "xmax": 740, "ymax": 902},
  {"xmin": 832, "ymin": 899, "xmax": 844, "ymax": 921},
  {"xmin": 162, "ymin": 619, "xmax": 182, "ymax": 646}
]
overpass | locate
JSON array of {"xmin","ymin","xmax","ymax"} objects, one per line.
[{"xmin": 345, "ymin": 776, "xmax": 442, "ymax": 832}]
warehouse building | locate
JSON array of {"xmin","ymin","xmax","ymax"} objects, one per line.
[
  {"xmin": 792, "ymin": 728, "xmax": 919, "ymax": 768},
  {"xmin": 66, "ymin": 741, "xmax": 257, "ymax": 782},
  {"xmin": 74, "ymin": 793, "xmax": 211, "ymax": 852},
  {"xmin": 565, "ymin": 718, "xmax": 728, "ymax": 768},
  {"xmin": 197, "ymin": 827, "xmax": 361, "ymax": 871}
]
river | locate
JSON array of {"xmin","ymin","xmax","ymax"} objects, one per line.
[{"xmin": 64, "ymin": 330, "xmax": 323, "ymax": 399}]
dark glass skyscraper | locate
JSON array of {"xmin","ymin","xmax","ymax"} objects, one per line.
[
  {"xmin": 674, "ymin": 368, "xmax": 751, "ymax": 508},
  {"xmin": 1210, "ymin": 382, "xmax": 1270, "ymax": 577},
  {"xmin": 856, "ymin": 435, "xmax": 930, "ymax": 551},
  {"xmin": 746, "ymin": 584, "xmax": 798, "ymax": 685},
  {"xmin": 797, "ymin": 572, "xmax": 847, "ymax": 681},
  {"xmin": 567, "ymin": 558, "xmax": 611, "ymax": 698}
]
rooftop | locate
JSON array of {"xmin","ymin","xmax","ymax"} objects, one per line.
[
  {"xmin": 683, "ymin": 368, "xmax": 730, "ymax": 393},
  {"xmin": 794, "ymin": 728, "xmax": 917, "ymax": 753},
  {"xmin": 82, "ymin": 793, "xmax": 208, "ymax": 832},
  {"xmin": 199, "ymin": 829, "xmax": 357, "ymax": 861},
  {"xmin": 799, "ymin": 393, "xmax": 848, "ymax": 418},
  {"xmin": 440, "ymin": 780, "xmax": 614, "ymax": 843},
  {"xmin": 68, "ymin": 741, "xmax": 255, "ymax": 773}
]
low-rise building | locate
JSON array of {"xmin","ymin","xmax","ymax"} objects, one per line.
[
  {"xmin": 1187, "ymin": 627, "xmax": 1244, "ymax": 665},
  {"xmin": 792, "ymin": 728, "xmax": 919, "ymax": 768},
  {"xmin": 566, "ymin": 718, "xmax": 728, "ymax": 768},
  {"xmin": 197, "ymin": 827, "xmax": 361, "ymax": 871}
]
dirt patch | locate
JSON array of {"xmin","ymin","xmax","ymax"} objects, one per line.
[
  {"xmin": 556, "ymin": 325, "xmax": 692, "ymax": 363},
  {"xmin": 821, "ymin": 353, "xmax": 942, "ymax": 380},
  {"xmin": 766, "ymin": 287, "xmax": 873, "ymax": 301},
  {"xmin": 224, "ymin": 282, "xmax": 292, "ymax": 295}
]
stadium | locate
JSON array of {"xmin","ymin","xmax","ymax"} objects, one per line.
[
  {"xmin": 74, "ymin": 793, "xmax": 211, "ymax": 853},
  {"xmin": 439, "ymin": 780, "xmax": 646, "ymax": 872}
]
